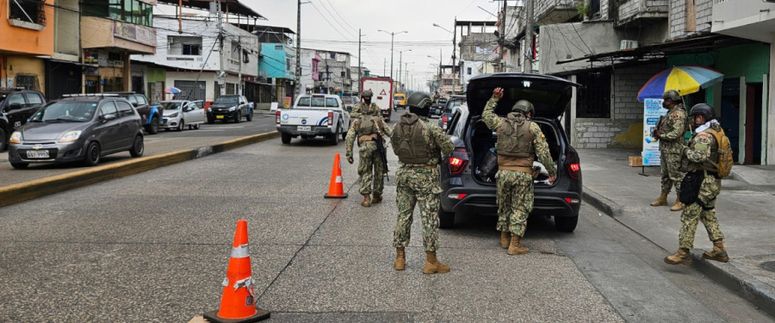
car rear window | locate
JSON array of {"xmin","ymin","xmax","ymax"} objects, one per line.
[
  {"xmin": 297, "ymin": 96, "xmax": 339, "ymax": 108},
  {"xmin": 215, "ymin": 96, "xmax": 239, "ymax": 105}
]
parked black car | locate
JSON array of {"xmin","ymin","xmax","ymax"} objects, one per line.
[
  {"xmin": 438, "ymin": 73, "xmax": 582, "ymax": 232},
  {"xmin": 0, "ymin": 88, "xmax": 46, "ymax": 150},
  {"xmin": 430, "ymin": 98, "xmax": 448, "ymax": 118},
  {"xmin": 108, "ymin": 92, "xmax": 162, "ymax": 134},
  {"xmin": 207, "ymin": 95, "xmax": 254, "ymax": 123},
  {"xmin": 8, "ymin": 95, "xmax": 144, "ymax": 168}
]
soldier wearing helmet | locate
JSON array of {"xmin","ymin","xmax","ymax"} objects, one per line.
[
  {"xmin": 389, "ymin": 91, "xmax": 454, "ymax": 274},
  {"xmin": 665, "ymin": 103, "xmax": 729, "ymax": 265},
  {"xmin": 650, "ymin": 90, "xmax": 689, "ymax": 211},
  {"xmin": 483, "ymin": 88, "xmax": 556, "ymax": 255},
  {"xmin": 350, "ymin": 90, "xmax": 380, "ymax": 118}
]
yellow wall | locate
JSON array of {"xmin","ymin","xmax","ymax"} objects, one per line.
[
  {"xmin": 0, "ymin": 56, "xmax": 45, "ymax": 91},
  {"xmin": 0, "ymin": 0, "xmax": 55, "ymax": 56}
]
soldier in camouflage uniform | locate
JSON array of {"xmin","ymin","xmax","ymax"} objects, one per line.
[
  {"xmin": 345, "ymin": 106, "xmax": 391, "ymax": 207},
  {"xmin": 391, "ymin": 91, "xmax": 454, "ymax": 274},
  {"xmin": 350, "ymin": 90, "xmax": 380, "ymax": 119},
  {"xmin": 665, "ymin": 103, "xmax": 729, "ymax": 264},
  {"xmin": 651, "ymin": 90, "xmax": 688, "ymax": 211},
  {"xmin": 483, "ymin": 87, "xmax": 557, "ymax": 255}
]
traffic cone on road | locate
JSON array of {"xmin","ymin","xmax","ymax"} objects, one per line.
[
  {"xmin": 203, "ymin": 219, "xmax": 270, "ymax": 323},
  {"xmin": 324, "ymin": 153, "xmax": 348, "ymax": 199}
]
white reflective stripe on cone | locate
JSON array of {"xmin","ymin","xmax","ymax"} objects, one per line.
[
  {"xmin": 335, "ymin": 176, "xmax": 342, "ymax": 183},
  {"xmin": 231, "ymin": 244, "xmax": 250, "ymax": 258}
]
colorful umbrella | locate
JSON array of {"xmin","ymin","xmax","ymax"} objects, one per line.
[
  {"xmin": 637, "ymin": 66, "xmax": 723, "ymax": 102},
  {"xmin": 165, "ymin": 86, "xmax": 181, "ymax": 94}
]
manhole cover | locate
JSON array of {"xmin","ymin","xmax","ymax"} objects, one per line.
[{"xmin": 760, "ymin": 261, "xmax": 775, "ymax": 272}]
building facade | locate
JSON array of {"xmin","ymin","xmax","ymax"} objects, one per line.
[
  {"xmin": 298, "ymin": 48, "xmax": 352, "ymax": 95},
  {"xmin": 0, "ymin": 0, "xmax": 55, "ymax": 92}
]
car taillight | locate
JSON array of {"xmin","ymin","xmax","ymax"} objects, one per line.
[
  {"xmin": 448, "ymin": 147, "xmax": 469, "ymax": 176},
  {"xmin": 565, "ymin": 148, "xmax": 581, "ymax": 180},
  {"xmin": 442, "ymin": 114, "xmax": 449, "ymax": 130},
  {"xmin": 275, "ymin": 110, "xmax": 281, "ymax": 124},
  {"xmin": 448, "ymin": 193, "xmax": 468, "ymax": 200},
  {"xmin": 327, "ymin": 111, "xmax": 334, "ymax": 126}
]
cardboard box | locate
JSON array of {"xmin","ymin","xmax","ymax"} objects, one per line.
[{"xmin": 629, "ymin": 156, "xmax": 643, "ymax": 167}]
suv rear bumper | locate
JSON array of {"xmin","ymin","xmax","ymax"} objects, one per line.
[{"xmin": 276, "ymin": 125, "xmax": 334, "ymax": 136}]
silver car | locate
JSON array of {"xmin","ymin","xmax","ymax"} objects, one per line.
[{"xmin": 160, "ymin": 100, "xmax": 206, "ymax": 131}]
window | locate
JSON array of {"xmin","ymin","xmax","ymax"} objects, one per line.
[
  {"xmin": 81, "ymin": 0, "xmax": 152, "ymax": 27},
  {"xmin": 6, "ymin": 94, "xmax": 25, "ymax": 108},
  {"xmin": 274, "ymin": 45, "xmax": 283, "ymax": 51},
  {"xmin": 24, "ymin": 93, "xmax": 43, "ymax": 105},
  {"xmin": 15, "ymin": 75, "xmax": 39, "ymax": 90},
  {"xmin": 126, "ymin": 95, "xmax": 138, "ymax": 105},
  {"xmin": 9, "ymin": 0, "xmax": 45, "ymax": 25},
  {"xmin": 325, "ymin": 98, "xmax": 339, "ymax": 107},
  {"xmin": 340, "ymin": 71, "xmax": 346, "ymax": 78},
  {"xmin": 330, "ymin": 53, "xmax": 336, "ymax": 59},
  {"xmin": 231, "ymin": 41, "xmax": 240, "ymax": 61},
  {"xmin": 134, "ymin": 95, "xmax": 147, "ymax": 105},
  {"xmin": 183, "ymin": 43, "xmax": 201, "ymax": 55},
  {"xmin": 99, "ymin": 101, "xmax": 118, "ymax": 116},
  {"xmin": 576, "ymin": 70, "xmax": 611, "ymax": 118},
  {"xmin": 467, "ymin": 67, "xmax": 472, "ymax": 75},
  {"xmin": 116, "ymin": 101, "xmax": 134, "ymax": 115}
]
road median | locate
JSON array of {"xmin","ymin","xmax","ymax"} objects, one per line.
[{"xmin": 0, "ymin": 131, "xmax": 278, "ymax": 208}]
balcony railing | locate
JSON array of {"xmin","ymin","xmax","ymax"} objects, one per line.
[
  {"xmin": 535, "ymin": 0, "xmax": 580, "ymax": 24},
  {"xmin": 617, "ymin": 0, "xmax": 668, "ymax": 26}
]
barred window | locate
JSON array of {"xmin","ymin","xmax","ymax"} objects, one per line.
[{"xmin": 9, "ymin": 0, "xmax": 45, "ymax": 25}]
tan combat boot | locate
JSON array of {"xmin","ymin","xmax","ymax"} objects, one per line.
[
  {"xmin": 371, "ymin": 194, "xmax": 382, "ymax": 204},
  {"xmin": 664, "ymin": 248, "xmax": 691, "ymax": 265},
  {"xmin": 703, "ymin": 240, "xmax": 730, "ymax": 263},
  {"xmin": 394, "ymin": 247, "xmax": 406, "ymax": 271},
  {"xmin": 361, "ymin": 194, "xmax": 371, "ymax": 207},
  {"xmin": 507, "ymin": 235, "xmax": 529, "ymax": 255},
  {"xmin": 499, "ymin": 231, "xmax": 510, "ymax": 249},
  {"xmin": 650, "ymin": 192, "xmax": 668, "ymax": 207},
  {"xmin": 670, "ymin": 193, "xmax": 684, "ymax": 211},
  {"xmin": 422, "ymin": 251, "xmax": 450, "ymax": 274}
]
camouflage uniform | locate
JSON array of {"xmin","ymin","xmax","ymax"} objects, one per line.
[
  {"xmin": 657, "ymin": 104, "xmax": 688, "ymax": 194},
  {"xmin": 677, "ymin": 123, "xmax": 725, "ymax": 250},
  {"xmin": 392, "ymin": 116, "xmax": 454, "ymax": 252},
  {"xmin": 350, "ymin": 102, "xmax": 380, "ymax": 119},
  {"xmin": 345, "ymin": 116, "xmax": 391, "ymax": 196},
  {"xmin": 482, "ymin": 97, "xmax": 557, "ymax": 237}
]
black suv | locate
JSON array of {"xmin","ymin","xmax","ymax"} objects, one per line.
[
  {"xmin": 438, "ymin": 73, "xmax": 582, "ymax": 232},
  {"xmin": 108, "ymin": 92, "xmax": 162, "ymax": 134},
  {"xmin": 0, "ymin": 88, "xmax": 46, "ymax": 151}
]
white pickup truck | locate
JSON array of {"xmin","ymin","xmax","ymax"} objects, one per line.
[{"xmin": 275, "ymin": 94, "xmax": 351, "ymax": 145}]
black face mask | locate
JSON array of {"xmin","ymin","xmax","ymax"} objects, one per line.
[{"xmin": 364, "ymin": 98, "xmax": 372, "ymax": 104}]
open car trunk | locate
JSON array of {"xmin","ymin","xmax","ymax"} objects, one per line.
[{"xmin": 468, "ymin": 116, "xmax": 563, "ymax": 186}]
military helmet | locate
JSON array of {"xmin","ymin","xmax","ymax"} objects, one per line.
[
  {"xmin": 361, "ymin": 90, "xmax": 373, "ymax": 98},
  {"xmin": 512, "ymin": 100, "xmax": 534, "ymax": 115},
  {"xmin": 689, "ymin": 103, "xmax": 714, "ymax": 121},
  {"xmin": 663, "ymin": 90, "xmax": 681, "ymax": 102},
  {"xmin": 407, "ymin": 91, "xmax": 433, "ymax": 109}
]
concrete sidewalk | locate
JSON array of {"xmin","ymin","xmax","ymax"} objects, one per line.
[{"xmin": 579, "ymin": 149, "xmax": 775, "ymax": 314}]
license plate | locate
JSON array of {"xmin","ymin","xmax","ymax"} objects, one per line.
[
  {"xmin": 26, "ymin": 150, "xmax": 50, "ymax": 159},
  {"xmin": 216, "ymin": 115, "xmax": 225, "ymax": 119},
  {"xmin": 297, "ymin": 126, "xmax": 311, "ymax": 132}
]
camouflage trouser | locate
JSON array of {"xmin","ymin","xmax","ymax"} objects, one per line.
[
  {"xmin": 495, "ymin": 170, "xmax": 534, "ymax": 237},
  {"xmin": 357, "ymin": 141, "xmax": 385, "ymax": 196},
  {"xmin": 393, "ymin": 166, "xmax": 441, "ymax": 252},
  {"xmin": 660, "ymin": 151, "xmax": 684, "ymax": 194},
  {"xmin": 678, "ymin": 175, "xmax": 724, "ymax": 249}
]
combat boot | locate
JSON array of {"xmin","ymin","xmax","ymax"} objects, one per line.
[
  {"xmin": 703, "ymin": 240, "xmax": 730, "ymax": 263},
  {"xmin": 664, "ymin": 248, "xmax": 691, "ymax": 265},
  {"xmin": 422, "ymin": 251, "xmax": 450, "ymax": 274},
  {"xmin": 650, "ymin": 192, "xmax": 668, "ymax": 207},
  {"xmin": 670, "ymin": 194, "xmax": 684, "ymax": 211},
  {"xmin": 394, "ymin": 247, "xmax": 406, "ymax": 271},
  {"xmin": 360, "ymin": 194, "xmax": 371, "ymax": 207},
  {"xmin": 507, "ymin": 235, "xmax": 529, "ymax": 255},
  {"xmin": 371, "ymin": 194, "xmax": 383, "ymax": 204},
  {"xmin": 499, "ymin": 231, "xmax": 510, "ymax": 249}
]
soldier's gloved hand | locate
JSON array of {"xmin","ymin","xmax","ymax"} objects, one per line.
[
  {"xmin": 492, "ymin": 87, "xmax": 504, "ymax": 100},
  {"xmin": 347, "ymin": 156, "xmax": 354, "ymax": 164},
  {"xmin": 548, "ymin": 176, "xmax": 557, "ymax": 185}
]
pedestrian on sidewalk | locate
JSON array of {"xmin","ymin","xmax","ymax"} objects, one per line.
[
  {"xmin": 483, "ymin": 87, "xmax": 556, "ymax": 255},
  {"xmin": 345, "ymin": 96, "xmax": 391, "ymax": 207},
  {"xmin": 650, "ymin": 90, "xmax": 689, "ymax": 211},
  {"xmin": 390, "ymin": 91, "xmax": 454, "ymax": 274},
  {"xmin": 665, "ymin": 103, "xmax": 730, "ymax": 265}
]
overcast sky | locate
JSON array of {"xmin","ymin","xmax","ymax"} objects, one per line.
[{"xmin": 248, "ymin": 0, "xmax": 499, "ymax": 91}]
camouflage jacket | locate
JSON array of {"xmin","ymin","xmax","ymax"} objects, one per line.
[
  {"xmin": 345, "ymin": 115, "xmax": 392, "ymax": 158},
  {"xmin": 350, "ymin": 102, "xmax": 380, "ymax": 118},
  {"xmin": 683, "ymin": 122, "xmax": 721, "ymax": 173},
  {"xmin": 482, "ymin": 97, "xmax": 557, "ymax": 177},
  {"xmin": 657, "ymin": 104, "xmax": 688, "ymax": 153},
  {"xmin": 394, "ymin": 115, "xmax": 454, "ymax": 167}
]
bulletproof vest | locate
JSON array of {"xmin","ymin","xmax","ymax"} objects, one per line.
[
  {"xmin": 357, "ymin": 116, "xmax": 378, "ymax": 136},
  {"xmin": 496, "ymin": 113, "xmax": 534, "ymax": 167},
  {"xmin": 391, "ymin": 113, "xmax": 433, "ymax": 164},
  {"xmin": 686, "ymin": 128, "xmax": 720, "ymax": 173}
]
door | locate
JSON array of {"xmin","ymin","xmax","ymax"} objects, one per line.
[
  {"xmin": 95, "ymin": 101, "xmax": 121, "ymax": 152},
  {"xmin": 114, "ymin": 100, "xmax": 137, "ymax": 148},
  {"xmin": 720, "ymin": 78, "xmax": 740, "ymax": 163},
  {"xmin": 4, "ymin": 93, "xmax": 28, "ymax": 129},
  {"xmin": 745, "ymin": 83, "xmax": 763, "ymax": 164}
]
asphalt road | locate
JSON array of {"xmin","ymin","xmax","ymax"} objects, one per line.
[
  {"xmin": 0, "ymin": 129, "xmax": 771, "ymax": 322},
  {"xmin": 0, "ymin": 112, "xmax": 277, "ymax": 186}
]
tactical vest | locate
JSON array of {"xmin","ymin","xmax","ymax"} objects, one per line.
[
  {"xmin": 357, "ymin": 116, "xmax": 378, "ymax": 137},
  {"xmin": 686, "ymin": 130, "xmax": 720, "ymax": 173},
  {"xmin": 391, "ymin": 114, "xmax": 433, "ymax": 164},
  {"xmin": 496, "ymin": 114, "xmax": 534, "ymax": 169}
]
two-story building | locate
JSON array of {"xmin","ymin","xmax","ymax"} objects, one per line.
[
  {"xmin": 0, "ymin": 0, "xmax": 55, "ymax": 92},
  {"xmin": 299, "ymin": 48, "xmax": 352, "ymax": 95},
  {"xmin": 456, "ymin": 20, "xmax": 498, "ymax": 90},
  {"xmin": 254, "ymin": 25, "xmax": 295, "ymax": 108}
]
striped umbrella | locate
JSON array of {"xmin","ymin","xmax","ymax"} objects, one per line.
[{"xmin": 637, "ymin": 66, "xmax": 724, "ymax": 102}]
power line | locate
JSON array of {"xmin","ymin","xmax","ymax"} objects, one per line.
[
  {"xmin": 321, "ymin": 0, "xmax": 358, "ymax": 33},
  {"xmin": 316, "ymin": 0, "xmax": 356, "ymax": 37},
  {"xmin": 309, "ymin": 2, "xmax": 352, "ymax": 41}
]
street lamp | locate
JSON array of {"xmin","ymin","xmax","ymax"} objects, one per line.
[
  {"xmin": 377, "ymin": 29, "xmax": 408, "ymax": 83},
  {"xmin": 432, "ymin": 23, "xmax": 453, "ymax": 34}
]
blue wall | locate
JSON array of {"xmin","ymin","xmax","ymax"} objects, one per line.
[{"xmin": 260, "ymin": 43, "xmax": 290, "ymax": 79}]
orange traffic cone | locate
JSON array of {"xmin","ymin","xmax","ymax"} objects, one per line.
[
  {"xmin": 203, "ymin": 219, "xmax": 270, "ymax": 323},
  {"xmin": 324, "ymin": 153, "xmax": 348, "ymax": 199}
]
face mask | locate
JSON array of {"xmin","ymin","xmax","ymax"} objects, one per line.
[{"xmin": 662, "ymin": 100, "xmax": 671, "ymax": 109}]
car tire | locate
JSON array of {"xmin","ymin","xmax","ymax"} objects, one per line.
[
  {"xmin": 178, "ymin": 120, "xmax": 185, "ymax": 131},
  {"xmin": 340, "ymin": 121, "xmax": 347, "ymax": 141},
  {"xmin": 0, "ymin": 127, "xmax": 6, "ymax": 152},
  {"xmin": 329, "ymin": 125, "xmax": 340, "ymax": 145},
  {"xmin": 235, "ymin": 111, "xmax": 242, "ymax": 123},
  {"xmin": 439, "ymin": 209, "xmax": 455, "ymax": 229},
  {"xmin": 555, "ymin": 216, "xmax": 578, "ymax": 233},
  {"xmin": 194, "ymin": 124, "xmax": 200, "ymax": 129},
  {"xmin": 207, "ymin": 117, "xmax": 215, "ymax": 124},
  {"xmin": 281, "ymin": 133, "xmax": 292, "ymax": 144},
  {"xmin": 147, "ymin": 116, "xmax": 160, "ymax": 134},
  {"xmin": 83, "ymin": 141, "xmax": 101, "ymax": 166},
  {"xmin": 129, "ymin": 135, "xmax": 144, "ymax": 157},
  {"xmin": 246, "ymin": 110, "xmax": 253, "ymax": 122}
]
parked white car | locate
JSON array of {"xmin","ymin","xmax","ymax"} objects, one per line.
[
  {"xmin": 160, "ymin": 100, "xmax": 206, "ymax": 131},
  {"xmin": 276, "ymin": 94, "xmax": 350, "ymax": 145}
]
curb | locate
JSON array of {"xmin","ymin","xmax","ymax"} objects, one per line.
[
  {"xmin": 581, "ymin": 184, "xmax": 775, "ymax": 315},
  {"xmin": 0, "ymin": 131, "xmax": 279, "ymax": 208}
]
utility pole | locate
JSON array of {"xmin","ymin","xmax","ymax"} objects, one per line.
[
  {"xmin": 357, "ymin": 28, "xmax": 362, "ymax": 94},
  {"xmin": 383, "ymin": 58, "xmax": 386, "ymax": 76},
  {"xmin": 217, "ymin": 0, "xmax": 225, "ymax": 97},
  {"xmin": 525, "ymin": 0, "xmax": 534, "ymax": 73},
  {"xmin": 295, "ymin": 0, "xmax": 302, "ymax": 97},
  {"xmin": 499, "ymin": 0, "xmax": 507, "ymax": 72},
  {"xmin": 389, "ymin": 32, "xmax": 394, "ymax": 82},
  {"xmin": 398, "ymin": 50, "xmax": 402, "ymax": 84},
  {"xmin": 237, "ymin": 36, "xmax": 242, "ymax": 95}
]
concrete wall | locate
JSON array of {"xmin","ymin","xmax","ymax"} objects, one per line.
[
  {"xmin": 539, "ymin": 21, "xmax": 621, "ymax": 74},
  {"xmin": 0, "ymin": 56, "xmax": 46, "ymax": 91},
  {"xmin": 459, "ymin": 33, "xmax": 499, "ymax": 62},
  {"xmin": 0, "ymin": 0, "xmax": 55, "ymax": 56},
  {"xmin": 669, "ymin": 0, "xmax": 713, "ymax": 39}
]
